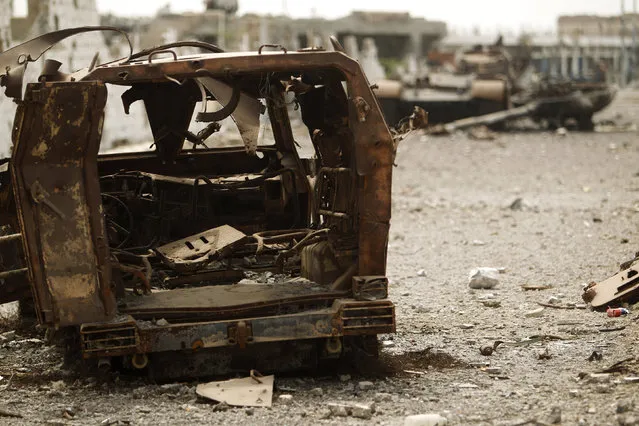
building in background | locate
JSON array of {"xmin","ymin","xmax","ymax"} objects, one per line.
[
  {"xmin": 558, "ymin": 14, "xmax": 639, "ymax": 37},
  {"xmin": 0, "ymin": 0, "xmax": 151, "ymax": 157}
]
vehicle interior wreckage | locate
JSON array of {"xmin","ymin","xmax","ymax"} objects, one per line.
[{"xmin": 0, "ymin": 26, "xmax": 415, "ymax": 378}]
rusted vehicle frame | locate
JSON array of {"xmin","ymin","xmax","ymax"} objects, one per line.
[{"xmin": 0, "ymin": 28, "xmax": 396, "ymax": 375}]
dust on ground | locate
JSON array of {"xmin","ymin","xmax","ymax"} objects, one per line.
[{"xmin": 2, "ymin": 91, "xmax": 639, "ymax": 425}]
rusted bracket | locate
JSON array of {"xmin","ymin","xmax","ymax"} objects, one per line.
[
  {"xmin": 353, "ymin": 96, "xmax": 371, "ymax": 122},
  {"xmin": 228, "ymin": 320, "xmax": 253, "ymax": 349},
  {"xmin": 258, "ymin": 44, "xmax": 287, "ymax": 55},
  {"xmin": 29, "ymin": 181, "xmax": 66, "ymax": 219}
]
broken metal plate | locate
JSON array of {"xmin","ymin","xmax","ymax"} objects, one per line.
[
  {"xmin": 587, "ymin": 263, "xmax": 639, "ymax": 309},
  {"xmin": 156, "ymin": 225, "xmax": 246, "ymax": 272},
  {"xmin": 196, "ymin": 374, "xmax": 274, "ymax": 407},
  {"xmin": 196, "ymin": 77, "xmax": 261, "ymax": 154}
]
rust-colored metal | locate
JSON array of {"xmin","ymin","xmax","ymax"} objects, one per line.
[
  {"xmin": 0, "ymin": 28, "xmax": 396, "ymax": 376},
  {"xmin": 10, "ymin": 82, "xmax": 115, "ymax": 326}
]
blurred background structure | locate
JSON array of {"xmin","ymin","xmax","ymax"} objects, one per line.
[{"xmin": 0, "ymin": 0, "xmax": 638, "ymax": 153}]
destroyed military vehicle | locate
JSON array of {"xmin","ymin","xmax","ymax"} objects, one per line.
[{"xmin": 0, "ymin": 27, "xmax": 396, "ymax": 378}]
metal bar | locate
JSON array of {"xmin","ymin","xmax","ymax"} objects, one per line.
[
  {"xmin": 0, "ymin": 233, "xmax": 21, "ymax": 244},
  {"xmin": 318, "ymin": 209, "xmax": 349, "ymax": 218},
  {"xmin": 0, "ymin": 268, "xmax": 27, "ymax": 280}
]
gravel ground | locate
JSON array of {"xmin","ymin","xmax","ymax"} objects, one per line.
[{"xmin": 2, "ymin": 91, "xmax": 639, "ymax": 425}]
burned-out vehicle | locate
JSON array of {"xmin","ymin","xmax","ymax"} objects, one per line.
[{"xmin": 0, "ymin": 27, "xmax": 395, "ymax": 377}]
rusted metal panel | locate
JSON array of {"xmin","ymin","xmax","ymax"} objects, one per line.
[
  {"xmin": 156, "ymin": 225, "xmax": 246, "ymax": 272},
  {"xmin": 11, "ymin": 82, "xmax": 115, "ymax": 326},
  {"xmin": 79, "ymin": 298, "xmax": 393, "ymax": 358}
]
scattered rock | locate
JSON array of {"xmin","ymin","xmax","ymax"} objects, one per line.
[
  {"xmin": 471, "ymin": 240, "xmax": 486, "ymax": 246},
  {"xmin": 469, "ymin": 125, "xmax": 497, "ymax": 141},
  {"xmin": 548, "ymin": 407, "xmax": 562, "ymax": 424},
  {"xmin": 547, "ymin": 296, "xmax": 561, "ymax": 305},
  {"xmin": 382, "ymin": 341, "xmax": 396, "ymax": 348},
  {"xmin": 404, "ymin": 413, "xmax": 448, "ymax": 426},
  {"xmin": 327, "ymin": 402, "xmax": 374, "ymax": 419},
  {"xmin": 159, "ymin": 383, "xmax": 181, "ymax": 394},
  {"xmin": 537, "ymin": 348, "xmax": 552, "ymax": 360},
  {"xmin": 525, "ymin": 307, "xmax": 545, "ymax": 318},
  {"xmin": 556, "ymin": 127, "xmax": 568, "ymax": 136},
  {"xmin": 586, "ymin": 373, "xmax": 611, "ymax": 384},
  {"xmin": 351, "ymin": 403, "xmax": 374, "ymax": 419},
  {"xmin": 213, "ymin": 402, "xmax": 230, "ymax": 412},
  {"xmin": 374, "ymin": 392, "xmax": 392, "ymax": 402},
  {"xmin": 358, "ymin": 381, "xmax": 374, "ymax": 391},
  {"xmin": 485, "ymin": 367, "xmax": 502, "ymax": 375},
  {"xmin": 279, "ymin": 394, "xmax": 293, "ymax": 404},
  {"xmin": 618, "ymin": 414, "xmax": 639, "ymax": 426},
  {"xmin": 468, "ymin": 268, "xmax": 500, "ymax": 289},
  {"xmin": 327, "ymin": 403, "xmax": 349, "ymax": 417},
  {"xmin": 0, "ymin": 331, "xmax": 16, "ymax": 344},
  {"xmin": 617, "ymin": 400, "xmax": 635, "ymax": 414},
  {"xmin": 339, "ymin": 374, "xmax": 351, "ymax": 382},
  {"xmin": 417, "ymin": 269, "xmax": 427, "ymax": 277},
  {"xmin": 156, "ymin": 318, "xmax": 169, "ymax": 326},
  {"xmin": 245, "ymin": 408, "xmax": 254, "ymax": 416},
  {"xmin": 310, "ymin": 387, "xmax": 324, "ymax": 396},
  {"xmin": 482, "ymin": 300, "xmax": 501, "ymax": 308},
  {"xmin": 588, "ymin": 351, "xmax": 603, "ymax": 362},
  {"xmin": 587, "ymin": 406, "xmax": 596, "ymax": 414},
  {"xmin": 509, "ymin": 198, "xmax": 524, "ymax": 211},
  {"xmin": 50, "ymin": 380, "xmax": 66, "ymax": 391}
]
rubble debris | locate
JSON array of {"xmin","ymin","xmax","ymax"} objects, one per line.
[
  {"xmin": 468, "ymin": 267, "xmax": 500, "ymax": 289},
  {"xmin": 482, "ymin": 299, "xmax": 501, "ymax": 308},
  {"xmin": 521, "ymin": 284, "xmax": 553, "ymax": 291},
  {"xmin": 598, "ymin": 357, "xmax": 636, "ymax": 374},
  {"xmin": 0, "ymin": 331, "xmax": 16, "ymax": 344},
  {"xmin": 278, "ymin": 394, "xmax": 293, "ymax": 404},
  {"xmin": 546, "ymin": 296, "xmax": 561, "ymax": 305},
  {"xmin": 196, "ymin": 372, "xmax": 274, "ymax": 407},
  {"xmin": 404, "ymin": 413, "xmax": 448, "ymax": 426},
  {"xmin": 327, "ymin": 402, "xmax": 375, "ymax": 419},
  {"xmin": 538, "ymin": 348, "xmax": 552, "ymax": 360},
  {"xmin": 616, "ymin": 400, "xmax": 635, "ymax": 414},
  {"xmin": 584, "ymin": 261, "xmax": 639, "ymax": 309},
  {"xmin": 417, "ymin": 269, "xmax": 427, "ymax": 277},
  {"xmin": 588, "ymin": 351, "xmax": 603, "ymax": 362},
  {"xmin": 599, "ymin": 326, "xmax": 626, "ymax": 332},
  {"xmin": 556, "ymin": 127, "xmax": 568, "ymax": 136},
  {"xmin": 358, "ymin": 381, "xmax": 374, "ymax": 391},
  {"xmin": 310, "ymin": 388, "xmax": 323, "ymax": 396},
  {"xmin": 509, "ymin": 198, "xmax": 524, "ymax": 211},
  {"xmin": 339, "ymin": 374, "xmax": 351, "ymax": 382},
  {"xmin": 608, "ymin": 307, "xmax": 630, "ymax": 317},
  {"xmin": 480, "ymin": 340, "xmax": 503, "ymax": 356},
  {"xmin": 0, "ymin": 408, "xmax": 22, "ymax": 418},
  {"xmin": 468, "ymin": 125, "xmax": 497, "ymax": 141},
  {"xmin": 525, "ymin": 307, "xmax": 545, "ymax": 318},
  {"xmin": 548, "ymin": 407, "xmax": 562, "ymax": 424}
]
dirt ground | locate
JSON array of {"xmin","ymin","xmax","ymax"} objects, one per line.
[{"xmin": 2, "ymin": 90, "xmax": 639, "ymax": 425}]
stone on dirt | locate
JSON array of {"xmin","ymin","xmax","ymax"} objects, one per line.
[
  {"xmin": 0, "ymin": 330, "xmax": 16, "ymax": 344},
  {"xmin": 617, "ymin": 399, "xmax": 635, "ymax": 414},
  {"xmin": 548, "ymin": 407, "xmax": 562, "ymax": 424},
  {"xmin": 358, "ymin": 381, "xmax": 374, "ymax": 391},
  {"xmin": 468, "ymin": 268, "xmax": 500, "ymax": 289},
  {"xmin": 278, "ymin": 394, "xmax": 293, "ymax": 404},
  {"xmin": 525, "ymin": 307, "xmax": 545, "ymax": 318},
  {"xmin": 327, "ymin": 402, "xmax": 374, "ymax": 419},
  {"xmin": 404, "ymin": 413, "xmax": 448, "ymax": 426},
  {"xmin": 310, "ymin": 387, "xmax": 323, "ymax": 396}
]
